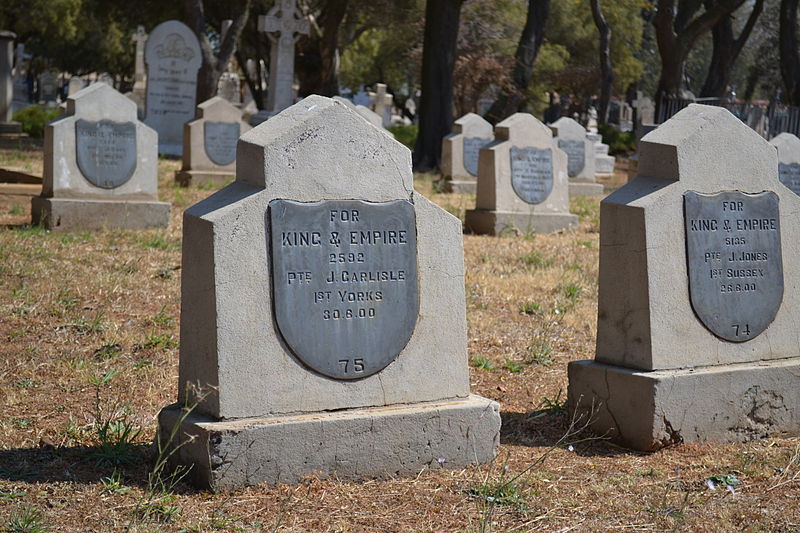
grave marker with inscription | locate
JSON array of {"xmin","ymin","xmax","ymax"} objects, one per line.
[
  {"xmin": 157, "ymin": 95, "xmax": 500, "ymax": 490},
  {"xmin": 32, "ymin": 83, "xmax": 169, "ymax": 230},
  {"xmin": 144, "ymin": 20, "xmax": 202, "ymax": 156},
  {"xmin": 441, "ymin": 113, "xmax": 493, "ymax": 194},
  {"xmin": 175, "ymin": 96, "xmax": 251, "ymax": 186},
  {"xmin": 770, "ymin": 132, "xmax": 800, "ymax": 196},
  {"xmin": 549, "ymin": 117, "xmax": 603, "ymax": 197},
  {"xmin": 465, "ymin": 113, "xmax": 576, "ymax": 234},
  {"xmin": 568, "ymin": 104, "xmax": 800, "ymax": 450}
]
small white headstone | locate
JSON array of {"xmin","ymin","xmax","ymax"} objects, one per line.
[
  {"xmin": 68, "ymin": 76, "xmax": 83, "ymax": 96},
  {"xmin": 770, "ymin": 132, "xmax": 800, "ymax": 196},
  {"xmin": 441, "ymin": 113, "xmax": 493, "ymax": 194},
  {"xmin": 550, "ymin": 116, "xmax": 603, "ymax": 197},
  {"xmin": 368, "ymin": 83, "xmax": 393, "ymax": 127}
]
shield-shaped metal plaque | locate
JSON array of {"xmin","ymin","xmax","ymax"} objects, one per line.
[
  {"xmin": 684, "ymin": 190, "xmax": 783, "ymax": 342},
  {"xmin": 463, "ymin": 137, "xmax": 488, "ymax": 176},
  {"xmin": 558, "ymin": 139, "xmax": 585, "ymax": 178},
  {"xmin": 269, "ymin": 199, "xmax": 419, "ymax": 380},
  {"xmin": 510, "ymin": 146, "xmax": 553, "ymax": 204},
  {"xmin": 204, "ymin": 121, "xmax": 240, "ymax": 166},
  {"xmin": 75, "ymin": 119, "xmax": 137, "ymax": 189},
  {"xmin": 778, "ymin": 163, "xmax": 800, "ymax": 196}
]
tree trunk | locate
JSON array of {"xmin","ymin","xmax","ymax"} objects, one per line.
[
  {"xmin": 700, "ymin": 0, "xmax": 764, "ymax": 99},
  {"xmin": 652, "ymin": 0, "xmax": 745, "ymax": 119},
  {"xmin": 185, "ymin": 0, "xmax": 252, "ymax": 104},
  {"xmin": 780, "ymin": 0, "xmax": 800, "ymax": 105},
  {"xmin": 412, "ymin": 0, "xmax": 464, "ymax": 172},
  {"xmin": 236, "ymin": 49, "xmax": 264, "ymax": 110},
  {"xmin": 590, "ymin": 0, "xmax": 613, "ymax": 125},
  {"xmin": 483, "ymin": 0, "xmax": 549, "ymax": 124},
  {"xmin": 297, "ymin": 0, "xmax": 349, "ymax": 97}
]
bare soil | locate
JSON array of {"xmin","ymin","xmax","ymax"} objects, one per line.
[{"xmin": 0, "ymin": 139, "xmax": 798, "ymax": 532}]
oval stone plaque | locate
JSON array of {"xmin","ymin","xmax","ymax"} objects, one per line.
[
  {"xmin": 204, "ymin": 121, "xmax": 240, "ymax": 166},
  {"xmin": 75, "ymin": 119, "xmax": 137, "ymax": 189},
  {"xmin": 463, "ymin": 137, "xmax": 488, "ymax": 177},
  {"xmin": 510, "ymin": 146, "xmax": 553, "ymax": 204},
  {"xmin": 778, "ymin": 163, "xmax": 800, "ymax": 196},
  {"xmin": 558, "ymin": 139, "xmax": 585, "ymax": 178},
  {"xmin": 269, "ymin": 199, "xmax": 419, "ymax": 380},
  {"xmin": 684, "ymin": 190, "xmax": 783, "ymax": 342}
]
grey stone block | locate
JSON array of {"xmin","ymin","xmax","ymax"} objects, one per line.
[
  {"xmin": 568, "ymin": 181, "xmax": 605, "ymax": 198},
  {"xmin": 158, "ymin": 395, "xmax": 501, "ymax": 491},
  {"xmin": 31, "ymin": 196, "xmax": 169, "ymax": 231},
  {"xmin": 465, "ymin": 208, "xmax": 577, "ymax": 235},
  {"xmin": 174, "ymin": 169, "xmax": 234, "ymax": 188},
  {"xmin": 568, "ymin": 359, "xmax": 800, "ymax": 451},
  {"xmin": 443, "ymin": 179, "xmax": 477, "ymax": 195}
]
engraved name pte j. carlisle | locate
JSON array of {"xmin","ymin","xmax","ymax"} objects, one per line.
[
  {"xmin": 269, "ymin": 199, "xmax": 419, "ymax": 380},
  {"xmin": 684, "ymin": 190, "xmax": 783, "ymax": 342}
]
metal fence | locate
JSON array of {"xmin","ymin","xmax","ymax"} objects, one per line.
[{"xmin": 657, "ymin": 96, "xmax": 800, "ymax": 140}]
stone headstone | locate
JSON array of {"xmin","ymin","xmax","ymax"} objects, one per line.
[
  {"xmin": 769, "ymin": 133, "xmax": 800, "ymax": 196},
  {"xmin": 0, "ymin": 30, "xmax": 22, "ymax": 135},
  {"xmin": 331, "ymin": 95, "xmax": 389, "ymax": 134},
  {"xmin": 465, "ymin": 113, "xmax": 577, "ymax": 234},
  {"xmin": 175, "ymin": 96, "xmax": 251, "ymax": 186},
  {"xmin": 568, "ymin": 104, "xmax": 800, "ymax": 450},
  {"xmin": 32, "ymin": 83, "xmax": 169, "ymax": 230},
  {"xmin": 68, "ymin": 76, "xmax": 83, "ymax": 96},
  {"xmin": 217, "ymin": 71, "xmax": 241, "ymax": 104},
  {"xmin": 144, "ymin": 20, "xmax": 202, "ymax": 155},
  {"xmin": 131, "ymin": 26, "xmax": 147, "ymax": 92},
  {"xmin": 368, "ymin": 83, "xmax": 393, "ymax": 127},
  {"xmin": 257, "ymin": 0, "xmax": 310, "ymax": 113},
  {"xmin": 587, "ymin": 132, "xmax": 615, "ymax": 176},
  {"xmin": 441, "ymin": 113, "xmax": 493, "ymax": 194},
  {"xmin": 97, "ymin": 72, "xmax": 114, "ymax": 87},
  {"xmin": 38, "ymin": 71, "xmax": 58, "ymax": 104},
  {"xmin": 549, "ymin": 116, "xmax": 603, "ymax": 197},
  {"xmin": 12, "ymin": 42, "xmax": 31, "ymax": 111},
  {"xmin": 352, "ymin": 85, "xmax": 370, "ymax": 107},
  {"xmin": 157, "ymin": 95, "xmax": 500, "ymax": 490}
]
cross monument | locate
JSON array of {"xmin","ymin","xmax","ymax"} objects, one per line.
[
  {"xmin": 131, "ymin": 26, "xmax": 147, "ymax": 92},
  {"xmin": 368, "ymin": 83, "xmax": 393, "ymax": 127},
  {"xmin": 258, "ymin": 0, "xmax": 310, "ymax": 113}
]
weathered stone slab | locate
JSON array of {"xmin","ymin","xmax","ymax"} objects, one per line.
[
  {"xmin": 465, "ymin": 112, "xmax": 576, "ymax": 234},
  {"xmin": 144, "ymin": 20, "xmax": 202, "ymax": 156},
  {"xmin": 549, "ymin": 117, "xmax": 596, "ymax": 181},
  {"xmin": 33, "ymin": 82, "xmax": 168, "ymax": 230},
  {"xmin": 568, "ymin": 104, "xmax": 800, "ymax": 451},
  {"xmin": 442, "ymin": 113, "xmax": 493, "ymax": 193},
  {"xmin": 770, "ymin": 132, "xmax": 800, "ymax": 196}
]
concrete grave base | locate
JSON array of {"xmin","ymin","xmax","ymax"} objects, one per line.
[
  {"xmin": 174, "ymin": 169, "xmax": 234, "ymax": 188},
  {"xmin": 157, "ymin": 395, "xmax": 501, "ymax": 491},
  {"xmin": 465, "ymin": 208, "xmax": 577, "ymax": 235},
  {"xmin": 568, "ymin": 181, "xmax": 605, "ymax": 198},
  {"xmin": 32, "ymin": 197, "xmax": 170, "ymax": 231},
  {"xmin": 568, "ymin": 359, "xmax": 800, "ymax": 451},
  {"xmin": 0, "ymin": 121, "xmax": 24, "ymax": 137},
  {"xmin": 443, "ymin": 178, "xmax": 477, "ymax": 195}
]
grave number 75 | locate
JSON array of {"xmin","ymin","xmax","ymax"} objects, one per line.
[
  {"xmin": 732, "ymin": 324, "xmax": 751, "ymax": 337},
  {"xmin": 338, "ymin": 358, "xmax": 365, "ymax": 374}
]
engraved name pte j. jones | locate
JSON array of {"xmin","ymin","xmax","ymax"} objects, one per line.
[
  {"xmin": 75, "ymin": 119, "xmax": 138, "ymax": 189},
  {"xmin": 684, "ymin": 190, "xmax": 783, "ymax": 342},
  {"xmin": 269, "ymin": 199, "xmax": 419, "ymax": 380}
]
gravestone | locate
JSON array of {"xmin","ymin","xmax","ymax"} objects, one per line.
[
  {"xmin": 465, "ymin": 113, "xmax": 577, "ymax": 234},
  {"xmin": 217, "ymin": 72, "xmax": 241, "ymax": 105},
  {"xmin": 441, "ymin": 113, "xmax": 493, "ymax": 194},
  {"xmin": 38, "ymin": 71, "xmax": 58, "ymax": 104},
  {"xmin": 368, "ymin": 83, "xmax": 393, "ymax": 127},
  {"xmin": 68, "ymin": 76, "xmax": 83, "ymax": 96},
  {"xmin": 549, "ymin": 117, "xmax": 603, "ymax": 197},
  {"xmin": 769, "ymin": 132, "xmax": 800, "ymax": 196},
  {"xmin": 568, "ymin": 104, "xmax": 800, "ymax": 450},
  {"xmin": 331, "ymin": 95, "xmax": 386, "ymax": 131},
  {"xmin": 0, "ymin": 30, "xmax": 22, "ymax": 136},
  {"xmin": 258, "ymin": 0, "xmax": 310, "ymax": 114},
  {"xmin": 144, "ymin": 20, "xmax": 202, "ymax": 156},
  {"xmin": 175, "ymin": 96, "xmax": 251, "ymax": 186},
  {"xmin": 12, "ymin": 42, "xmax": 31, "ymax": 112},
  {"xmin": 353, "ymin": 85, "xmax": 370, "ymax": 107},
  {"xmin": 32, "ymin": 83, "xmax": 169, "ymax": 230},
  {"xmin": 157, "ymin": 95, "xmax": 500, "ymax": 490},
  {"xmin": 587, "ymin": 132, "xmax": 615, "ymax": 176}
]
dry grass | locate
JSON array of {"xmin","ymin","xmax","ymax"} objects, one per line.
[{"xmin": 0, "ymin": 143, "xmax": 798, "ymax": 532}]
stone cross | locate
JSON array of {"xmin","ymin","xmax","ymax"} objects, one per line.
[
  {"xmin": 1, "ymin": 31, "xmax": 16, "ymax": 124},
  {"xmin": 131, "ymin": 26, "xmax": 147, "ymax": 91},
  {"xmin": 14, "ymin": 43, "xmax": 29, "ymax": 81},
  {"xmin": 368, "ymin": 83, "xmax": 393, "ymax": 127},
  {"xmin": 257, "ymin": 0, "xmax": 310, "ymax": 113}
]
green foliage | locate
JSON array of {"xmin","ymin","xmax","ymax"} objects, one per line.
[
  {"xmin": 100, "ymin": 470, "xmax": 131, "ymax": 495},
  {"xmin": 471, "ymin": 355, "xmax": 495, "ymax": 370},
  {"xmin": 598, "ymin": 123, "xmax": 636, "ymax": 155},
  {"xmin": 519, "ymin": 302, "xmax": 543, "ymax": 315},
  {"xmin": 503, "ymin": 359, "xmax": 523, "ymax": 373},
  {"xmin": 520, "ymin": 250, "xmax": 553, "ymax": 268},
  {"xmin": 89, "ymin": 418, "xmax": 142, "ymax": 467},
  {"xmin": 387, "ymin": 124, "xmax": 417, "ymax": 149},
  {"xmin": 540, "ymin": 390, "xmax": 568, "ymax": 416},
  {"xmin": 9, "ymin": 205, "xmax": 24, "ymax": 216},
  {"xmin": 11, "ymin": 106, "xmax": 61, "ymax": 138},
  {"xmin": 5, "ymin": 506, "xmax": 49, "ymax": 533},
  {"xmin": 467, "ymin": 480, "xmax": 526, "ymax": 508}
]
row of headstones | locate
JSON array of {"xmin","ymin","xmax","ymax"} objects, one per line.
[{"xmin": 31, "ymin": 90, "xmax": 800, "ymax": 491}]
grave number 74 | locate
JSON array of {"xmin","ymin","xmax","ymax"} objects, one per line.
[
  {"xmin": 732, "ymin": 324, "xmax": 751, "ymax": 337},
  {"xmin": 338, "ymin": 358, "xmax": 365, "ymax": 374}
]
